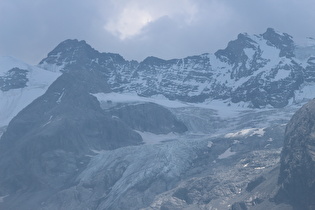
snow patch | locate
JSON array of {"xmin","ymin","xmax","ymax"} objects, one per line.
[
  {"xmin": 56, "ymin": 88, "xmax": 65, "ymax": 104},
  {"xmin": 224, "ymin": 128, "xmax": 265, "ymax": 138},
  {"xmin": 254, "ymin": 167, "xmax": 266, "ymax": 170},
  {"xmin": 233, "ymin": 140, "xmax": 240, "ymax": 144},
  {"xmin": 90, "ymin": 149, "xmax": 106, "ymax": 154},
  {"xmin": 42, "ymin": 115, "xmax": 53, "ymax": 127},
  {"xmin": 39, "ymin": 57, "xmax": 66, "ymax": 72},
  {"xmin": 256, "ymin": 37, "xmax": 281, "ymax": 63},
  {"xmin": 244, "ymin": 48, "xmax": 256, "ymax": 69},
  {"xmin": 207, "ymin": 141, "xmax": 213, "ymax": 148},
  {"xmin": 218, "ymin": 148, "xmax": 236, "ymax": 159},
  {"xmin": 272, "ymin": 69, "xmax": 290, "ymax": 81},
  {"xmin": 244, "ymin": 48, "xmax": 255, "ymax": 59},
  {"xmin": 0, "ymin": 194, "xmax": 9, "ymax": 203},
  {"xmin": 252, "ymin": 128, "xmax": 265, "ymax": 136},
  {"xmin": 136, "ymin": 131, "xmax": 178, "ymax": 145}
]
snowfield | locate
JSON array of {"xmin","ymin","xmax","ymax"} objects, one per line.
[{"xmin": 0, "ymin": 56, "xmax": 61, "ymax": 128}]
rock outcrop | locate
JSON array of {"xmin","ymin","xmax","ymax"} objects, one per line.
[{"xmin": 277, "ymin": 99, "xmax": 315, "ymax": 209}]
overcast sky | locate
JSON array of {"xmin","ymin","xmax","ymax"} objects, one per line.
[{"xmin": 1, "ymin": 0, "xmax": 315, "ymax": 64}]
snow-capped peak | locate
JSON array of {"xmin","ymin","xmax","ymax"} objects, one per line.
[{"xmin": 0, "ymin": 56, "xmax": 30, "ymax": 76}]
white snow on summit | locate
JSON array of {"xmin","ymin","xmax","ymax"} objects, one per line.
[
  {"xmin": 0, "ymin": 56, "xmax": 61, "ymax": 128},
  {"xmin": 0, "ymin": 56, "xmax": 29, "ymax": 76}
]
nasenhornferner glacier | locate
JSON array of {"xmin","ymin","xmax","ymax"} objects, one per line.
[{"xmin": 0, "ymin": 28, "xmax": 315, "ymax": 209}]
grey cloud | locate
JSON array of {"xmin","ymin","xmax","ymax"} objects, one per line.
[
  {"xmin": 0, "ymin": 0, "xmax": 106, "ymax": 64},
  {"xmin": 1, "ymin": 0, "xmax": 315, "ymax": 64}
]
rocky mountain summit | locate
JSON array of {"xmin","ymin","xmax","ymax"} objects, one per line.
[{"xmin": 39, "ymin": 28, "xmax": 315, "ymax": 108}]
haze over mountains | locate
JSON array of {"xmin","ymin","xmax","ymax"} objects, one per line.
[{"xmin": 0, "ymin": 28, "xmax": 315, "ymax": 209}]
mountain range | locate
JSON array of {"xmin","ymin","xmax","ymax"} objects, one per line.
[
  {"xmin": 0, "ymin": 28, "xmax": 315, "ymax": 209},
  {"xmin": 39, "ymin": 28, "xmax": 315, "ymax": 108}
]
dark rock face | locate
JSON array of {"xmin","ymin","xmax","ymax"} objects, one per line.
[
  {"xmin": 0, "ymin": 67, "xmax": 28, "ymax": 91},
  {"xmin": 107, "ymin": 102, "xmax": 187, "ymax": 134},
  {"xmin": 246, "ymin": 176, "xmax": 266, "ymax": 192},
  {"xmin": 0, "ymin": 67, "xmax": 145, "ymax": 210},
  {"xmin": 173, "ymin": 188, "xmax": 193, "ymax": 204},
  {"xmin": 277, "ymin": 99, "xmax": 315, "ymax": 209},
  {"xmin": 231, "ymin": 202, "xmax": 248, "ymax": 210},
  {"xmin": 262, "ymin": 28, "xmax": 295, "ymax": 58},
  {"xmin": 304, "ymin": 57, "xmax": 315, "ymax": 82},
  {"xmin": 231, "ymin": 63, "xmax": 304, "ymax": 108},
  {"xmin": 134, "ymin": 55, "xmax": 214, "ymax": 103},
  {"xmin": 215, "ymin": 33, "xmax": 259, "ymax": 70},
  {"xmin": 0, "ymin": 70, "xmax": 143, "ymax": 197},
  {"xmin": 39, "ymin": 39, "xmax": 136, "ymax": 88},
  {"xmin": 40, "ymin": 39, "xmax": 126, "ymax": 73}
]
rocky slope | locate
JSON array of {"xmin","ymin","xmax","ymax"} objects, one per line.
[
  {"xmin": 277, "ymin": 99, "xmax": 315, "ymax": 209},
  {"xmin": 106, "ymin": 102, "xmax": 187, "ymax": 134}
]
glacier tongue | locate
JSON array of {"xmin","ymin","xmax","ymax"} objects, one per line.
[{"xmin": 36, "ymin": 99, "xmax": 298, "ymax": 210}]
